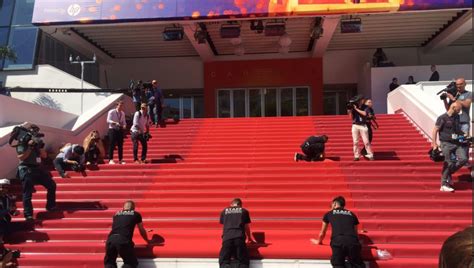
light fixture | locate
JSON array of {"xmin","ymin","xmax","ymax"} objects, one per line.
[
  {"xmin": 278, "ymin": 33, "xmax": 292, "ymax": 47},
  {"xmin": 340, "ymin": 17, "xmax": 362, "ymax": 33},
  {"xmin": 194, "ymin": 29, "xmax": 208, "ymax": 44},
  {"xmin": 163, "ymin": 26, "xmax": 184, "ymax": 41},
  {"xmin": 220, "ymin": 22, "xmax": 241, "ymax": 38},
  {"xmin": 250, "ymin": 20, "xmax": 264, "ymax": 34},
  {"xmin": 234, "ymin": 45, "xmax": 245, "ymax": 56},
  {"xmin": 265, "ymin": 20, "xmax": 286, "ymax": 36},
  {"xmin": 310, "ymin": 17, "xmax": 324, "ymax": 39},
  {"xmin": 230, "ymin": 37, "xmax": 242, "ymax": 46}
]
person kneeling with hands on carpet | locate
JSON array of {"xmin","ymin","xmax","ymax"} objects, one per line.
[
  {"xmin": 311, "ymin": 196, "xmax": 365, "ymax": 268},
  {"xmin": 294, "ymin": 134, "xmax": 328, "ymax": 162}
]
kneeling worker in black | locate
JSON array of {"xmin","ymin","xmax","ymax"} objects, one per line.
[
  {"xmin": 294, "ymin": 135, "xmax": 328, "ymax": 162},
  {"xmin": 219, "ymin": 198, "xmax": 256, "ymax": 268},
  {"xmin": 311, "ymin": 196, "xmax": 365, "ymax": 268},
  {"xmin": 104, "ymin": 200, "xmax": 151, "ymax": 268}
]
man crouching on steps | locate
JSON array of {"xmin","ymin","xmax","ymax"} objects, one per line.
[
  {"xmin": 104, "ymin": 200, "xmax": 151, "ymax": 268},
  {"xmin": 219, "ymin": 198, "xmax": 257, "ymax": 268}
]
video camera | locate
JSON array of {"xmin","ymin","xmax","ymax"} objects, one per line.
[
  {"xmin": 346, "ymin": 95, "xmax": 363, "ymax": 110},
  {"xmin": 129, "ymin": 80, "xmax": 153, "ymax": 91},
  {"xmin": 436, "ymin": 81, "xmax": 457, "ymax": 100},
  {"xmin": 8, "ymin": 125, "xmax": 45, "ymax": 149},
  {"xmin": 144, "ymin": 132, "xmax": 152, "ymax": 142}
]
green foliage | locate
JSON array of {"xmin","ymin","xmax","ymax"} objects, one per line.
[{"xmin": 0, "ymin": 46, "xmax": 17, "ymax": 62}]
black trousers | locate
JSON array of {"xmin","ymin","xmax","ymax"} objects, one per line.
[
  {"xmin": 155, "ymin": 102, "xmax": 163, "ymax": 124},
  {"xmin": 18, "ymin": 166, "xmax": 56, "ymax": 218},
  {"xmin": 219, "ymin": 238, "xmax": 249, "ymax": 268},
  {"xmin": 85, "ymin": 147, "xmax": 100, "ymax": 164},
  {"xmin": 104, "ymin": 235, "xmax": 138, "ymax": 268},
  {"xmin": 298, "ymin": 147, "xmax": 323, "ymax": 161},
  {"xmin": 330, "ymin": 239, "xmax": 365, "ymax": 268},
  {"xmin": 131, "ymin": 132, "xmax": 148, "ymax": 161},
  {"xmin": 108, "ymin": 129, "xmax": 124, "ymax": 161}
]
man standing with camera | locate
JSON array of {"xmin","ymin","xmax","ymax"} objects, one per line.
[
  {"xmin": 107, "ymin": 101, "xmax": 127, "ymax": 165},
  {"xmin": 131, "ymin": 103, "xmax": 152, "ymax": 164},
  {"xmin": 152, "ymin": 80, "xmax": 164, "ymax": 127},
  {"xmin": 13, "ymin": 124, "xmax": 56, "ymax": 220},
  {"xmin": 432, "ymin": 102, "xmax": 468, "ymax": 192},
  {"xmin": 443, "ymin": 78, "xmax": 472, "ymax": 136},
  {"xmin": 348, "ymin": 96, "xmax": 374, "ymax": 161}
]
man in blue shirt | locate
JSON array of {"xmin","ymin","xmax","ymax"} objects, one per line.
[{"xmin": 53, "ymin": 144, "xmax": 85, "ymax": 178}]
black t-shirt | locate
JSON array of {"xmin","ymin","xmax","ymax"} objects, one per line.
[
  {"xmin": 365, "ymin": 107, "xmax": 375, "ymax": 126},
  {"xmin": 109, "ymin": 210, "xmax": 143, "ymax": 241},
  {"xmin": 389, "ymin": 82, "xmax": 399, "ymax": 91},
  {"xmin": 435, "ymin": 113, "xmax": 462, "ymax": 142},
  {"xmin": 220, "ymin": 206, "xmax": 251, "ymax": 241},
  {"xmin": 323, "ymin": 208, "xmax": 359, "ymax": 241},
  {"xmin": 301, "ymin": 136, "xmax": 326, "ymax": 152}
]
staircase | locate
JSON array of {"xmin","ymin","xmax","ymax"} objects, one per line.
[{"xmin": 8, "ymin": 114, "xmax": 472, "ymax": 268}]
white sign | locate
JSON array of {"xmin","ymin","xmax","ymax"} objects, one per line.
[{"xmin": 67, "ymin": 4, "xmax": 81, "ymax": 17}]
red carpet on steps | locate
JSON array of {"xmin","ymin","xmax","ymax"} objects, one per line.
[{"xmin": 7, "ymin": 114, "xmax": 472, "ymax": 268}]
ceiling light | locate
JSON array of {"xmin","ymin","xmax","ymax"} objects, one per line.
[
  {"xmin": 265, "ymin": 21, "xmax": 286, "ymax": 36},
  {"xmin": 230, "ymin": 37, "xmax": 242, "ymax": 46},
  {"xmin": 278, "ymin": 33, "xmax": 292, "ymax": 47},
  {"xmin": 163, "ymin": 26, "xmax": 184, "ymax": 41},
  {"xmin": 220, "ymin": 22, "xmax": 241, "ymax": 38}
]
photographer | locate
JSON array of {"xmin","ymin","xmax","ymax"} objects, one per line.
[
  {"xmin": 348, "ymin": 96, "xmax": 374, "ymax": 161},
  {"xmin": 131, "ymin": 103, "xmax": 152, "ymax": 164},
  {"xmin": 152, "ymin": 80, "xmax": 164, "ymax": 127},
  {"xmin": 53, "ymin": 144, "xmax": 86, "ymax": 178},
  {"xmin": 107, "ymin": 101, "xmax": 127, "ymax": 165},
  {"xmin": 294, "ymin": 135, "xmax": 328, "ymax": 162},
  {"xmin": 131, "ymin": 80, "xmax": 143, "ymax": 111},
  {"xmin": 0, "ymin": 179, "xmax": 17, "ymax": 245},
  {"xmin": 431, "ymin": 102, "xmax": 468, "ymax": 192},
  {"xmin": 83, "ymin": 130, "xmax": 105, "ymax": 165},
  {"xmin": 10, "ymin": 124, "xmax": 56, "ymax": 220},
  {"xmin": 442, "ymin": 78, "xmax": 472, "ymax": 137}
]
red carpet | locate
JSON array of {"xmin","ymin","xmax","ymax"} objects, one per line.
[{"xmin": 7, "ymin": 114, "xmax": 472, "ymax": 267}]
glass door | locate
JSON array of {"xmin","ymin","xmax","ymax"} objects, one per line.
[
  {"xmin": 248, "ymin": 89, "xmax": 262, "ymax": 117},
  {"xmin": 264, "ymin": 88, "xmax": 277, "ymax": 117}
]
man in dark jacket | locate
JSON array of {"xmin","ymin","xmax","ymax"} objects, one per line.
[{"xmin": 294, "ymin": 135, "xmax": 328, "ymax": 162}]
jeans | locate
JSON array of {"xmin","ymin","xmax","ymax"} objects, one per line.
[
  {"xmin": 104, "ymin": 235, "xmax": 138, "ymax": 268},
  {"xmin": 352, "ymin": 124, "xmax": 373, "ymax": 158},
  {"xmin": 108, "ymin": 129, "xmax": 124, "ymax": 161},
  {"xmin": 440, "ymin": 141, "xmax": 468, "ymax": 186},
  {"xmin": 131, "ymin": 132, "xmax": 148, "ymax": 161},
  {"xmin": 330, "ymin": 239, "xmax": 365, "ymax": 268},
  {"xmin": 18, "ymin": 166, "xmax": 56, "ymax": 218}
]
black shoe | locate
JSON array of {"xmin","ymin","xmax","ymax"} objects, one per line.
[
  {"xmin": 46, "ymin": 206, "xmax": 59, "ymax": 212},
  {"xmin": 354, "ymin": 157, "xmax": 360, "ymax": 161},
  {"xmin": 25, "ymin": 215, "xmax": 34, "ymax": 221}
]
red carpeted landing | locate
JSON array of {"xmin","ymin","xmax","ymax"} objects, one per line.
[{"xmin": 7, "ymin": 114, "xmax": 472, "ymax": 268}]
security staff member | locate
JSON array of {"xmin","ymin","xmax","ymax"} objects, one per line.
[
  {"xmin": 294, "ymin": 135, "xmax": 328, "ymax": 162},
  {"xmin": 219, "ymin": 198, "xmax": 256, "ymax": 268},
  {"xmin": 431, "ymin": 102, "xmax": 468, "ymax": 192},
  {"xmin": 104, "ymin": 200, "xmax": 151, "ymax": 268},
  {"xmin": 15, "ymin": 125, "xmax": 56, "ymax": 220},
  {"xmin": 311, "ymin": 196, "xmax": 365, "ymax": 268}
]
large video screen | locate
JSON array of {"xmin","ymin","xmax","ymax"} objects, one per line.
[{"xmin": 32, "ymin": 0, "xmax": 472, "ymax": 25}]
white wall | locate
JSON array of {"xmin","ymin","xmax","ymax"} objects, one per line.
[
  {"xmin": 387, "ymin": 81, "xmax": 472, "ymax": 139},
  {"xmin": 1, "ymin": 65, "xmax": 112, "ymax": 115},
  {"xmin": 371, "ymin": 64, "xmax": 472, "ymax": 113},
  {"xmin": 108, "ymin": 57, "xmax": 204, "ymax": 89},
  {"xmin": 323, "ymin": 45, "xmax": 473, "ymax": 85}
]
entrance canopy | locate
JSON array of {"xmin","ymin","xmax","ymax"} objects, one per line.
[{"xmin": 32, "ymin": 0, "xmax": 471, "ymax": 25}]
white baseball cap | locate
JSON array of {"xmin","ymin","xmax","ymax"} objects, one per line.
[{"xmin": 0, "ymin": 179, "xmax": 10, "ymax": 185}]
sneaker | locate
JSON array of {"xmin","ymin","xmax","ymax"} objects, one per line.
[
  {"xmin": 294, "ymin": 153, "xmax": 299, "ymax": 162},
  {"xmin": 60, "ymin": 172, "xmax": 70, "ymax": 178},
  {"xmin": 141, "ymin": 159, "xmax": 149, "ymax": 164},
  {"xmin": 354, "ymin": 157, "xmax": 360, "ymax": 161},
  {"xmin": 134, "ymin": 160, "xmax": 142, "ymax": 164},
  {"xmin": 108, "ymin": 160, "xmax": 116, "ymax": 165},
  {"xmin": 25, "ymin": 215, "xmax": 34, "ymax": 221},
  {"xmin": 119, "ymin": 160, "xmax": 126, "ymax": 165},
  {"xmin": 440, "ymin": 185, "xmax": 455, "ymax": 192},
  {"xmin": 367, "ymin": 157, "xmax": 375, "ymax": 161}
]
